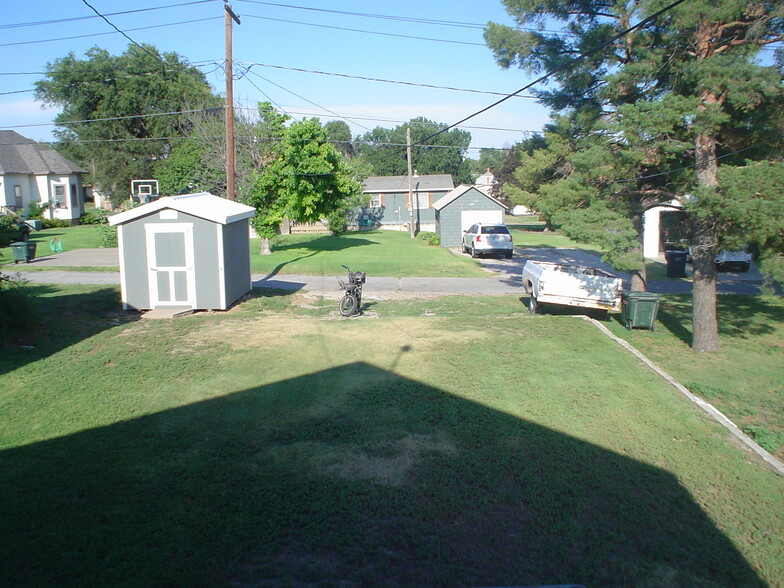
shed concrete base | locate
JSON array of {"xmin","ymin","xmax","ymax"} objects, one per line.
[{"xmin": 141, "ymin": 307, "xmax": 194, "ymax": 319}]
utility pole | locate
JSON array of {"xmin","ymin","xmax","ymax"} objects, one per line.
[
  {"xmin": 406, "ymin": 127, "xmax": 415, "ymax": 239},
  {"xmin": 224, "ymin": 0, "xmax": 241, "ymax": 201}
]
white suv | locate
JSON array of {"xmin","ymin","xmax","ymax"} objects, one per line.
[{"xmin": 462, "ymin": 223, "xmax": 513, "ymax": 259}]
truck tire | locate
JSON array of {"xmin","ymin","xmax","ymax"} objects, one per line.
[{"xmin": 529, "ymin": 295, "xmax": 539, "ymax": 314}]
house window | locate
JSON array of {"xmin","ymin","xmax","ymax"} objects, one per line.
[
  {"xmin": 414, "ymin": 192, "xmax": 430, "ymax": 209},
  {"xmin": 70, "ymin": 184, "xmax": 79, "ymax": 207},
  {"xmin": 53, "ymin": 184, "xmax": 66, "ymax": 208},
  {"xmin": 14, "ymin": 185, "xmax": 23, "ymax": 210},
  {"xmin": 369, "ymin": 194, "xmax": 382, "ymax": 208}
]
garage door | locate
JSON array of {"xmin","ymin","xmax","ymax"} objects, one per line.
[{"xmin": 461, "ymin": 209, "xmax": 503, "ymax": 232}]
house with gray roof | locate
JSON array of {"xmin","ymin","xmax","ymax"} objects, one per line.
[
  {"xmin": 0, "ymin": 130, "xmax": 85, "ymax": 223},
  {"xmin": 350, "ymin": 174, "xmax": 454, "ymax": 232}
]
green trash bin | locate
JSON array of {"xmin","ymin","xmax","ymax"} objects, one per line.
[
  {"xmin": 621, "ymin": 291, "xmax": 660, "ymax": 331},
  {"xmin": 10, "ymin": 241, "xmax": 36, "ymax": 264}
]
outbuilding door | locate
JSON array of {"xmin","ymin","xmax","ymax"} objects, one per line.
[
  {"xmin": 145, "ymin": 223, "xmax": 196, "ymax": 307},
  {"xmin": 460, "ymin": 209, "xmax": 503, "ymax": 232}
]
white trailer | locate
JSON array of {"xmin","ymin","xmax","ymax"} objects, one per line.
[{"xmin": 522, "ymin": 260, "xmax": 623, "ymax": 314}]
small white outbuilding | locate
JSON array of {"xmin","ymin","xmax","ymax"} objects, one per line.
[{"xmin": 108, "ymin": 192, "xmax": 256, "ymax": 311}]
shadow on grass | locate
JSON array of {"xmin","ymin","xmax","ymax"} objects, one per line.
[
  {"xmin": 0, "ymin": 284, "xmax": 138, "ymax": 376},
  {"xmin": 655, "ymin": 294, "xmax": 784, "ymax": 346},
  {"xmin": 0, "ymin": 362, "xmax": 762, "ymax": 586},
  {"xmin": 519, "ymin": 296, "xmax": 612, "ymax": 321},
  {"xmin": 271, "ymin": 234, "xmax": 379, "ymax": 253}
]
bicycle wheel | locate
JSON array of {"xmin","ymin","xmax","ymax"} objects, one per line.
[{"xmin": 339, "ymin": 293, "xmax": 358, "ymax": 316}]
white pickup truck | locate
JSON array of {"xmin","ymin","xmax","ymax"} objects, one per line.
[{"xmin": 522, "ymin": 260, "xmax": 623, "ymax": 314}]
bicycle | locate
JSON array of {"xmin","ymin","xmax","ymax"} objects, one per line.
[{"xmin": 338, "ymin": 264, "xmax": 366, "ymax": 316}]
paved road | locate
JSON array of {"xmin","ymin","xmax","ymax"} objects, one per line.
[{"xmin": 5, "ymin": 247, "xmax": 774, "ymax": 297}]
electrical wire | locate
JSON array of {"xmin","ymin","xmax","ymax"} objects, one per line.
[
  {"xmin": 236, "ymin": 0, "xmax": 486, "ymax": 30},
  {"xmin": 0, "ymin": 16, "xmax": 221, "ymax": 48},
  {"xmin": 0, "ymin": 1, "xmax": 216, "ymax": 30},
  {"xmin": 0, "ymin": 62, "xmax": 221, "ymax": 98},
  {"xmin": 235, "ymin": 0, "xmax": 578, "ymax": 39},
  {"xmin": 236, "ymin": 61, "xmax": 537, "ymax": 100},
  {"xmin": 403, "ymin": 0, "xmax": 691, "ymax": 152},
  {"xmin": 239, "ymin": 13, "xmax": 486, "ymax": 47},
  {"xmin": 244, "ymin": 68, "xmax": 373, "ymax": 132}
]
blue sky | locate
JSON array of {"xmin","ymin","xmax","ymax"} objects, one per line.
[{"xmin": 0, "ymin": 0, "xmax": 552, "ymax": 155}]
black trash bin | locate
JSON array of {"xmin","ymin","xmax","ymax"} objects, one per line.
[
  {"xmin": 664, "ymin": 249, "xmax": 688, "ymax": 278},
  {"xmin": 10, "ymin": 241, "xmax": 36, "ymax": 264}
]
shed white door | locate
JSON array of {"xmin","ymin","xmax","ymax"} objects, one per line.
[
  {"xmin": 460, "ymin": 209, "xmax": 503, "ymax": 232},
  {"xmin": 145, "ymin": 223, "xmax": 196, "ymax": 307}
]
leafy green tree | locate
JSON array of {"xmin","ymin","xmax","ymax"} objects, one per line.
[
  {"xmin": 35, "ymin": 44, "xmax": 220, "ymax": 205},
  {"xmin": 486, "ymin": 0, "xmax": 784, "ymax": 351},
  {"xmin": 324, "ymin": 120, "xmax": 354, "ymax": 158},
  {"xmin": 244, "ymin": 118, "xmax": 363, "ymax": 254},
  {"xmin": 355, "ymin": 117, "xmax": 473, "ymax": 184},
  {"xmin": 155, "ymin": 102, "xmax": 289, "ymax": 199}
]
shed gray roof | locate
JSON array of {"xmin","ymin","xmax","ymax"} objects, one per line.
[
  {"xmin": 108, "ymin": 192, "xmax": 256, "ymax": 226},
  {"xmin": 433, "ymin": 185, "xmax": 507, "ymax": 211},
  {"xmin": 363, "ymin": 174, "xmax": 454, "ymax": 193},
  {"xmin": 0, "ymin": 130, "xmax": 84, "ymax": 175}
]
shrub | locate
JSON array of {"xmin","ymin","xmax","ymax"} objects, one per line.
[
  {"xmin": 26, "ymin": 202, "xmax": 49, "ymax": 220},
  {"xmin": 99, "ymin": 224, "xmax": 118, "ymax": 248},
  {"xmin": 418, "ymin": 231, "xmax": 440, "ymax": 246},
  {"xmin": 80, "ymin": 208, "xmax": 109, "ymax": 225},
  {"xmin": 41, "ymin": 219, "xmax": 72, "ymax": 229}
]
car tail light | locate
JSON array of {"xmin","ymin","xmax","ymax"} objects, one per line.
[{"xmin": 476, "ymin": 235, "xmax": 482, "ymax": 242}]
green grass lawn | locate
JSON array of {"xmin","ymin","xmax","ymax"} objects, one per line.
[
  {"xmin": 252, "ymin": 230, "xmax": 489, "ymax": 277},
  {"xmin": 0, "ymin": 225, "xmax": 104, "ymax": 266},
  {"xmin": 0, "ymin": 285, "xmax": 782, "ymax": 586},
  {"xmin": 605, "ymin": 294, "xmax": 784, "ymax": 458}
]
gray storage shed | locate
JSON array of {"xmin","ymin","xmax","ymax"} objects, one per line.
[
  {"xmin": 433, "ymin": 185, "xmax": 507, "ymax": 247},
  {"xmin": 108, "ymin": 192, "xmax": 256, "ymax": 311}
]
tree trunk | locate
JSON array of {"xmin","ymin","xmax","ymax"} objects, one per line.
[
  {"xmin": 691, "ymin": 216, "xmax": 719, "ymax": 352},
  {"xmin": 260, "ymin": 237, "xmax": 272, "ymax": 255},
  {"xmin": 691, "ymin": 131, "xmax": 720, "ymax": 352},
  {"xmin": 630, "ymin": 268, "xmax": 647, "ymax": 292}
]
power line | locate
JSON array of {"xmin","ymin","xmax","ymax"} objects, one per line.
[
  {"xmin": 0, "ymin": 62, "xmax": 221, "ymax": 98},
  {"xmin": 235, "ymin": 1, "xmax": 578, "ymax": 39},
  {"xmin": 0, "ymin": 16, "xmax": 221, "ymax": 48},
  {"xmin": 12, "ymin": 133, "xmax": 512, "ymax": 153},
  {"xmin": 615, "ymin": 135, "xmax": 784, "ymax": 184},
  {"xmin": 239, "ymin": 13, "xmax": 486, "ymax": 47},
  {"xmin": 234, "ymin": 105, "xmax": 539, "ymax": 135},
  {"xmin": 236, "ymin": 0, "xmax": 486, "ymax": 30},
  {"xmin": 244, "ymin": 68, "xmax": 373, "ymax": 132},
  {"xmin": 236, "ymin": 61, "xmax": 538, "ymax": 100},
  {"xmin": 0, "ymin": 1, "xmax": 216, "ymax": 30},
  {"xmin": 405, "ymin": 0, "xmax": 691, "ymax": 152},
  {"xmin": 80, "ymin": 0, "xmax": 156, "ymax": 53}
]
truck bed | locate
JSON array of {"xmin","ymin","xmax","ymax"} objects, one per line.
[{"xmin": 522, "ymin": 260, "xmax": 622, "ymax": 312}]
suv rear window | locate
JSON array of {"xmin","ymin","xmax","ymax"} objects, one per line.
[{"xmin": 480, "ymin": 225, "xmax": 509, "ymax": 234}]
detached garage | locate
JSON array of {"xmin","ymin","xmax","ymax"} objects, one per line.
[
  {"xmin": 108, "ymin": 192, "xmax": 256, "ymax": 311},
  {"xmin": 433, "ymin": 185, "xmax": 507, "ymax": 247}
]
